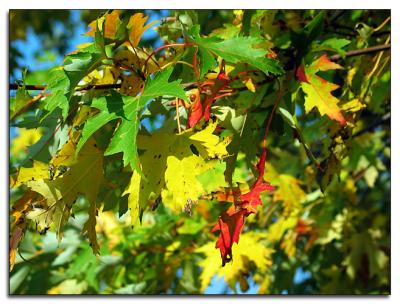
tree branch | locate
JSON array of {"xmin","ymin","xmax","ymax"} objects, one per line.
[
  {"xmin": 329, "ymin": 44, "xmax": 390, "ymax": 61},
  {"xmin": 9, "ymin": 44, "xmax": 391, "ymax": 92},
  {"xmin": 9, "ymin": 83, "xmax": 121, "ymax": 91},
  {"xmin": 352, "ymin": 112, "xmax": 390, "ymax": 138}
]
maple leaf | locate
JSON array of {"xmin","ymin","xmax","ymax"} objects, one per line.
[
  {"xmin": 196, "ymin": 232, "xmax": 274, "ymax": 292},
  {"xmin": 114, "ymin": 48, "xmax": 159, "ymax": 96},
  {"xmin": 77, "ymin": 67, "xmax": 188, "ymax": 173},
  {"xmin": 212, "ymin": 150, "xmax": 274, "ymax": 265},
  {"xmin": 211, "ymin": 207, "xmax": 247, "ymax": 266},
  {"xmin": 25, "ymin": 136, "xmax": 103, "ymax": 252},
  {"xmin": 190, "ymin": 25, "xmax": 283, "ymax": 76},
  {"xmin": 12, "ymin": 160, "xmax": 49, "ymax": 188},
  {"xmin": 124, "ymin": 121, "xmax": 231, "ymax": 227},
  {"xmin": 10, "ymin": 128, "xmax": 41, "ymax": 158},
  {"xmin": 127, "ymin": 13, "xmax": 159, "ymax": 47},
  {"xmin": 43, "ymin": 43, "xmax": 105, "ymax": 120},
  {"xmin": 85, "ymin": 10, "xmax": 122, "ymax": 39},
  {"xmin": 297, "ymin": 54, "xmax": 346, "ymax": 125},
  {"xmin": 10, "ymin": 84, "xmax": 32, "ymax": 120}
]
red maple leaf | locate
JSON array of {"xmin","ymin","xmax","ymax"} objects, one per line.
[
  {"xmin": 187, "ymin": 90, "xmax": 203, "ymax": 128},
  {"xmin": 211, "ymin": 206, "xmax": 247, "ymax": 266},
  {"xmin": 296, "ymin": 65, "xmax": 309, "ymax": 83},
  {"xmin": 188, "ymin": 61, "xmax": 231, "ymax": 128},
  {"xmin": 212, "ymin": 149, "xmax": 275, "ymax": 266}
]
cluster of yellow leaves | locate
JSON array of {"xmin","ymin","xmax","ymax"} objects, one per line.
[
  {"xmin": 263, "ymin": 163, "xmax": 310, "ymax": 258},
  {"xmin": 12, "ymin": 134, "xmax": 104, "ymax": 253},
  {"xmin": 96, "ymin": 210, "xmax": 124, "ymax": 251},
  {"xmin": 196, "ymin": 232, "xmax": 274, "ymax": 292},
  {"xmin": 124, "ymin": 122, "xmax": 231, "ymax": 227},
  {"xmin": 264, "ymin": 163, "xmax": 306, "ymax": 215}
]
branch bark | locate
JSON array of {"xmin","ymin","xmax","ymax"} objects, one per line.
[{"xmin": 329, "ymin": 44, "xmax": 390, "ymax": 61}]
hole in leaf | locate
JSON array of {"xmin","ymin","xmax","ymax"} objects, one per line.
[{"xmin": 190, "ymin": 144, "xmax": 199, "ymax": 156}]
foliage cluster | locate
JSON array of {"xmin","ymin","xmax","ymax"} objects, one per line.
[{"xmin": 10, "ymin": 9, "xmax": 390, "ymax": 295}]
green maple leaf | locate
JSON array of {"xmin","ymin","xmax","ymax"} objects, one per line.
[
  {"xmin": 77, "ymin": 67, "xmax": 188, "ymax": 173},
  {"xmin": 190, "ymin": 25, "xmax": 283, "ymax": 76},
  {"xmin": 43, "ymin": 43, "xmax": 105, "ymax": 120}
]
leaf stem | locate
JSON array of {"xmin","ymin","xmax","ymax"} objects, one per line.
[
  {"xmin": 260, "ymin": 80, "xmax": 283, "ymax": 173},
  {"xmin": 175, "ymin": 98, "xmax": 182, "ymax": 134},
  {"xmin": 143, "ymin": 42, "xmax": 195, "ymax": 70}
]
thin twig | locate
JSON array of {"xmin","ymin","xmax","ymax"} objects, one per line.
[
  {"xmin": 330, "ymin": 44, "xmax": 390, "ymax": 61},
  {"xmin": 352, "ymin": 112, "xmax": 390, "ymax": 138},
  {"xmin": 10, "ymin": 43, "xmax": 391, "ymax": 91},
  {"xmin": 175, "ymin": 98, "xmax": 182, "ymax": 134},
  {"xmin": 9, "ymin": 83, "xmax": 121, "ymax": 91}
]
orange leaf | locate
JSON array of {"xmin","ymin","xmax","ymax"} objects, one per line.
[
  {"xmin": 127, "ymin": 13, "xmax": 158, "ymax": 47},
  {"xmin": 85, "ymin": 10, "xmax": 122, "ymax": 39},
  {"xmin": 298, "ymin": 54, "xmax": 346, "ymax": 125}
]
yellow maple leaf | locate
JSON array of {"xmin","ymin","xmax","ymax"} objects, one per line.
[
  {"xmin": 299, "ymin": 54, "xmax": 346, "ymax": 125},
  {"xmin": 264, "ymin": 164, "xmax": 306, "ymax": 215},
  {"xmin": 12, "ymin": 160, "xmax": 49, "ymax": 188},
  {"xmin": 196, "ymin": 232, "xmax": 274, "ymax": 292},
  {"xmin": 341, "ymin": 98, "xmax": 366, "ymax": 113},
  {"xmin": 124, "ymin": 121, "xmax": 230, "ymax": 226},
  {"xmin": 162, "ymin": 154, "xmax": 209, "ymax": 211},
  {"xmin": 11, "ymin": 128, "xmax": 41, "ymax": 158},
  {"xmin": 26, "ymin": 137, "xmax": 103, "ymax": 253},
  {"xmin": 267, "ymin": 210, "xmax": 299, "ymax": 242},
  {"xmin": 114, "ymin": 48, "xmax": 158, "ymax": 96},
  {"xmin": 273, "ymin": 175, "xmax": 306, "ymax": 215}
]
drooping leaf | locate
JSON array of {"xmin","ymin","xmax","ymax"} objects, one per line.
[
  {"xmin": 25, "ymin": 136, "xmax": 103, "ymax": 250},
  {"xmin": 127, "ymin": 13, "xmax": 159, "ymax": 47},
  {"xmin": 196, "ymin": 232, "xmax": 274, "ymax": 292},
  {"xmin": 212, "ymin": 149, "xmax": 274, "ymax": 265},
  {"xmin": 12, "ymin": 160, "xmax": 49, "ymax": 188},
  {"xmin": 10, "ymin": 85, "xmax": 32, "ymax": 120},
  {"xmin": 9, "ymin": 191, "xmax": 38, "ymax": 271},
  {"xmin": 124, "ymin": 121, "xmax": 230, "ymax": 226}
]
